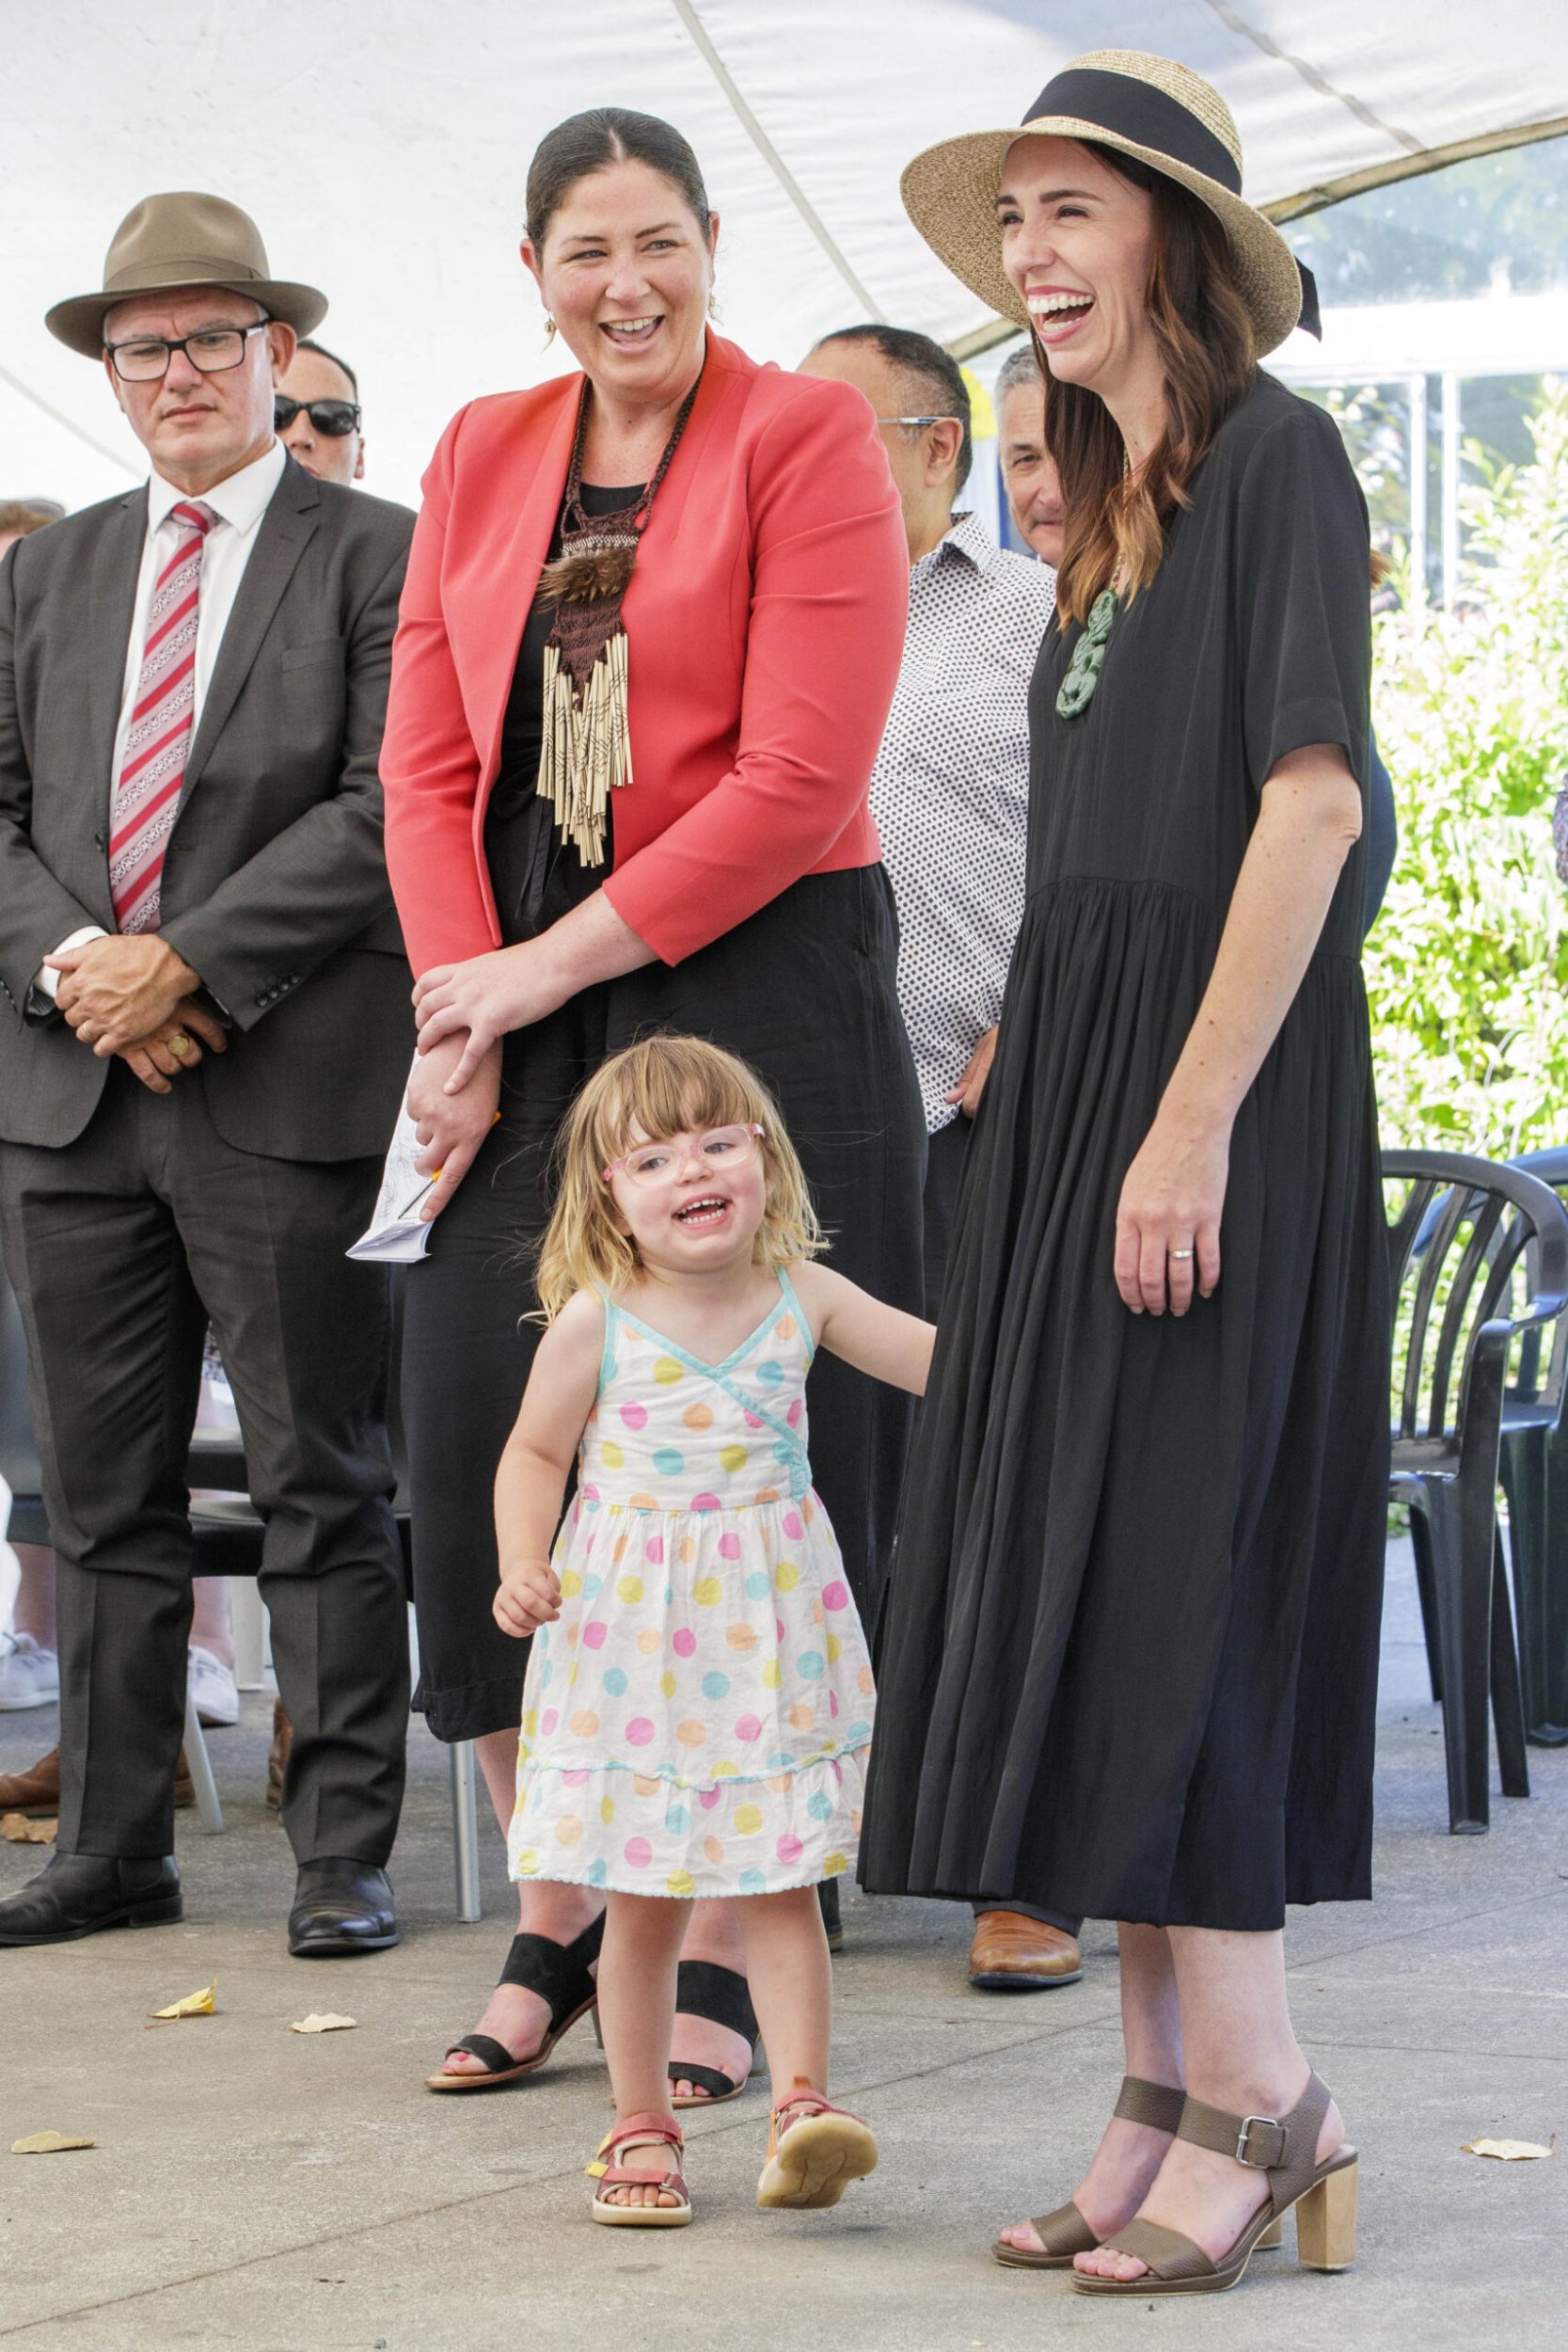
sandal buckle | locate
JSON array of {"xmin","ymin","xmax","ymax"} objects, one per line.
[{"xmin": 1235, "ymin": 2115, "xmax": 1288, "ymax": 2169}]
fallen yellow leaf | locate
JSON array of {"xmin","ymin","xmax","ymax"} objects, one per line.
[
  {"xmin": 149, "ymin": 1979, "xmax": 217, "ymax": 2022},
  {"xmin": 290, "ymin": 2013, "xmax": 357, "ymax": 2035},
  {"xmin": 1, "ymin": 1812, "xmax": 55, "ymax": 1844},
  {"xmin": 1462, "ymin": 2136, "xmax": 1555, "ymax": 2161},
  {"xmin": 11, "ymin": 2132, "xmax": 95, "ymax": 2154}
]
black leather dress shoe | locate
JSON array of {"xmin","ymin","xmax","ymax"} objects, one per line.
[
  {"xmin": 0, "ymin": 1851, "xmax": 182, "ymax": 1947},
  {"xmin": 289, "ymin": 1858, "xmax": 400, "ymax": 1958}
]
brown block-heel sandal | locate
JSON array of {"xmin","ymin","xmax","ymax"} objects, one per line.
[
  {"xmin": 1072, "ymin": 2070, "xmax": 1357, "ymax": 2296},
  {"xmin": 756, "ymin": 2090, "xmax": 879, "ymax": 2209},
  {"xmin": 667, "ymin": 1958, "xmax": 760, "ymax": 2108},
  {"xmin": 991, "ymin": 2074, "xmax": 1187, "ymax": 2268},
  {"xmin": 588, "ymin": 2111, "xmax": 692, "ymax": 2228},
  {"xmin": 425, "ymin": 1913, "xmax": 604, "ymax": 2091}
]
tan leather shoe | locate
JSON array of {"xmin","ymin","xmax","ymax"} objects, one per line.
[
  {"xmin": 0, "ymin": 1745, "xmax": 195, "ymax": 1817},
  {"xmin": 968, "ymin": 1911, "xmax": 1084, "ymax": 1990},
  {"xmin": 265, "ymin": 1701, "xmax": 293, "ymax": 1811},
  {"xmin": 0, "ymin": 1746, "xmax": 60, "ymax": 1817}
]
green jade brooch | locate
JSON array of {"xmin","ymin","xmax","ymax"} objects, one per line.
[{"xmin": 1055, "ymin": 587, "xmax": 1118, "ymax": 719}]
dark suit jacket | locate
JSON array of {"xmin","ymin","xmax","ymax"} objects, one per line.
[{"xmin": 0, "ymin": 455, "xmax": 415, "ymax": 1159}]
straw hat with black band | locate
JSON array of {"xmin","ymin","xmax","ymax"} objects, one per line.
[
  {"xmin": 902, "ymin": 49, "xmax": 1320, "ymax": 358},
  {"xmin": 46, "ymin": 191, "xmax": 327, "ymax": 358}
]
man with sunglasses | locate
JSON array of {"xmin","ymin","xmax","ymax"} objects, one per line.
[
  {"xmin": 277, "ymin": 341, "xmax": 365, "ymax": 486},
  {"xmin": 0, "ymin": 194, "xmax": 415, "ymax": 1959}
]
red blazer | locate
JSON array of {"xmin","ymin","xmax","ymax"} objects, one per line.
[{"xmin": 382, "ymin": 332, "xmax": 909, "ymax": 976}]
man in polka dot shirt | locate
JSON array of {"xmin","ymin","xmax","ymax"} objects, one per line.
[{"xmin": 800, "ymin": 327, "xmax": 1084, "ymax": 1997}]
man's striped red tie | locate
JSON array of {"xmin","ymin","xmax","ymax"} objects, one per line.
[{"xmin": 108, "ymin": 498, "xmax": 215, "ymax": 934}]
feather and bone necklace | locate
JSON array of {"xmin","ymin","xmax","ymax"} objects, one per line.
[{"xmin": 534, "ymin": 368, "xmax": 703, "ymax": 865}]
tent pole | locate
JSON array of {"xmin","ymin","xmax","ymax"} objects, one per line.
[
  {"xmin": 1407, "ymin": 373, "xmax": 1428, "ymax": 606},
  {"xmin": 1440, "ymin": 372, "xmax": 1462, "ymax": 607}
]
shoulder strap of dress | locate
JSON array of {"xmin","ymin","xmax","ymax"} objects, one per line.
[
  {"xmin": 593, "ymin": 1286, "xmax": 619, "ymax": 1397},
  {"xmin": 776, "ymin": 1265, "xmax": 816, "ymax": 1364}
]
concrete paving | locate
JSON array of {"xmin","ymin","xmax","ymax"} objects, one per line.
[{"xmin": 0, "ymin": 1540, "xmax": 1563, "ymax": 2351}]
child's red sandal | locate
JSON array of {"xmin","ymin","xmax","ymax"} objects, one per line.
[
  {"xmin": 756, "ymin": 2089, "xmax": 878, "ymax": 2209},
  {"xmin": 587, "ymin": 2110, "xmax": 692, "ymax": 2229}
]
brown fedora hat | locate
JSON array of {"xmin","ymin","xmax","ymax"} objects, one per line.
[{"xmin": 46, "ymin": 191, "xmax": 327, "ymax": 358}]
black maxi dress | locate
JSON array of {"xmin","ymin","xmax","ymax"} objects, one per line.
[
  {"xmin": 402, "ymin": 485, "xmax": 926, "ymax": 1744},
  {"xmin": 860, "ymin": 376, "xmax": 1391, "ymax": 1933}
]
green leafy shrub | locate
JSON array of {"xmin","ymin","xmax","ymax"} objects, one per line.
[{"xmin": 1367, "ymin": 380, "xmax": 1568, "ymax": 1153}]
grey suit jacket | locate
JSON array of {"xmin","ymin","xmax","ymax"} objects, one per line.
[{"xmin": 0, "ymin": 455, "xmax": 416, "ymax": 1159}]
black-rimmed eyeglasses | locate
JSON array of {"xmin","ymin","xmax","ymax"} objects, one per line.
[
  {"xmin": 275, "ymin": 396, "xmax": 362, "ymax": 437},
  {"xmin": 105, "ymin": 319, "xmax": 272, "ymax": 383}
]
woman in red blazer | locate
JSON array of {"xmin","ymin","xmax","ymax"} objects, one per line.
[{"xmin": 382, "ymin": 108, "xmax": 922, "ymax": 2101}]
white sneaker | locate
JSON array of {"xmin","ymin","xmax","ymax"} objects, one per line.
[
  {"xmin": 187, "ymin": 1645, "xmax": 240, "ymax": 1728},
  {"xmin": 0, "ymin": 1630, "xmax": 59, "ymax": 1711}
]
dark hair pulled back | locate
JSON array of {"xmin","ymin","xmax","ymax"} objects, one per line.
[{"xmin": 526, "ymin": 107, "xmax": 713, "ymax": 249}]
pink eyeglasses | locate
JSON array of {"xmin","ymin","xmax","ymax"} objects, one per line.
[{"xmin": 602, "ymin": 1123, "xmax": 766, "ymax": 1190}]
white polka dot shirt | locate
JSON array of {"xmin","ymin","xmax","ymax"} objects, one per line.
[{"xmin": 868, "ymin": 511, "xmax": 1057, "ymax": 1134}]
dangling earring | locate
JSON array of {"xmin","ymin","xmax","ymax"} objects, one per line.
[
  {"xmin": 707, "ymin": 289, "xmax": 721, "ymax": 321},
  {"xmin": 543, "ymin": 313, "xmax": 557, "ymax": 345}
]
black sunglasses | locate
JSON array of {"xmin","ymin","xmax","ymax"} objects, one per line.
[{"xmin": 274, "ymin": 395, "xmax": 361, "ymax": 437}]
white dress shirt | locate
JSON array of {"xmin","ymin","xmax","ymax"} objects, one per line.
[
  {"xmin": 36, "ymin": 437, "xmax": 288, "ymax": 997},
  {"xmin": 868, "ymin": 510, "xmax": 1057, "ymax": 1133}
]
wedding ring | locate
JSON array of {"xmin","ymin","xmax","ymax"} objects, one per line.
[
  {"xmin": 167, "ymin": 1032, "xmax": 192, "ymax": 1057},
  {"xmin": 1168, "ymin": 1247, "xmax": 1195, "ymax": 1259}
]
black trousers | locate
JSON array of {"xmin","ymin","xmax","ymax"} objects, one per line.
[
  {"xmin": 0, "ymin": 1063, "xmax": 409, "ymax": 1863},
  {"xmin": 404, "ymin": 866, "xmax": 927, "ymax": 1743},
  {"xmin": 925, "ymin": 1111, "xmax": 1083, "ymax": 1945}
]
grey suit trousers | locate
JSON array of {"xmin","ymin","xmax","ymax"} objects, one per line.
[{"xmin": 0, "ymin": 1063, "xmax": 409, "ymax": 1862}]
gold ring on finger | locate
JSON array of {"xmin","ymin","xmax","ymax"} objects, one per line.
[
  {"xmin": 1168, "ymin": 1246, "xmax": 1195, "ymax": 1260},
  {"xmin": 167, "ymin": 1032, "xmax": 192, "ymax": 1057}
]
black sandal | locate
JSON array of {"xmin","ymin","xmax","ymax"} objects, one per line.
[
  {"xmin": 425, "ymin": 1914, "xmax": 605, "ymax": 2092},
  {"xmin": 668, "ymin": 1958, "xmax": 760, "ymax": 2107}
]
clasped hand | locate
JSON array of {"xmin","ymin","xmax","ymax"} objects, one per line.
[
  {"xmin": 413, "ymin": 943, "xmax": 565, "ymax": 1093},
  {"xmin": 48, "ymin": 934, "xmax": 198, "ymax": 1055},
  {"xmin": 1114, "ymin": 1109, "xmax": 1229, "ymax": 1316},
  {"xmin": 46, "ymin": 935, "xmax": 226, "ymax": 1096},
  {"xmin": 117, "ymin": 996, "xmax": 229, "ymax": 1094},
  {"xmin": 494, "ymin": 1556, "xmax": 562, "ymax": 1640},
  {"xmin": 408, "ymin": 1034, "xmax": 502, "ymax": 1222}
]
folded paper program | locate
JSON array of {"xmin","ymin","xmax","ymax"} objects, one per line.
[{"xmin": 348, "ymin": 1058, "xmax": 435, "ymax": 1264}]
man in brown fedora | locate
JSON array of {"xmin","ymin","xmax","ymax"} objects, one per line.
[{"xmin": 0, "ymin": 193, "xmax": 416, "ymax": 1955}]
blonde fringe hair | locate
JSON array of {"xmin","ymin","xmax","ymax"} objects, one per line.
[{"xmin": 533, "ymin": 1035, "xmax": 826, "ymax": 1319}]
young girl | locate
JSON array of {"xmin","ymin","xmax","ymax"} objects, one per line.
[{"xmin": 492, "ymin": 1035, "xmax": 933, "ymax": 2229}]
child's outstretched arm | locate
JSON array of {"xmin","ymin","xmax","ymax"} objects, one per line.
[
  {"xmin": 493, "ymin": 1291, "xmax": 605, "ymax": 1639},
  {"xmin": 787, "ymin": 1262, "xmax": 936, "ymax": 1396}
]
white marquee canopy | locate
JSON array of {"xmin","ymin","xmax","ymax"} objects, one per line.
[{"xmin": 6, "ymin": 1, "xmax": 1568, "ymax": 512}]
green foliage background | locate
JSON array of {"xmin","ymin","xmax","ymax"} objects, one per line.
[
  {"xmin": 1367, "ymin": 382, "xmax": 1568, "ymax": 1153},
  {"xmin": 1294, "ymin": 135, "xmax": 1568, "ymax": 306}
]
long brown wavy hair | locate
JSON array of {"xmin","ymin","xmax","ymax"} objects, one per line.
[{"xmin": 1044, "ymin": 149, "xmax": 1257, "ymax": 624}]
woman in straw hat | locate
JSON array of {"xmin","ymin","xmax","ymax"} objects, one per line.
[{"xmin": 861, "ymin": 54, "xmax": 1384, "ymax": 2296}]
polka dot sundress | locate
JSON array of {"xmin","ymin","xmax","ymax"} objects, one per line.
[{"xmin": 508, "ymin": 1269, "xmax": 875, "ymax": 1898}]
